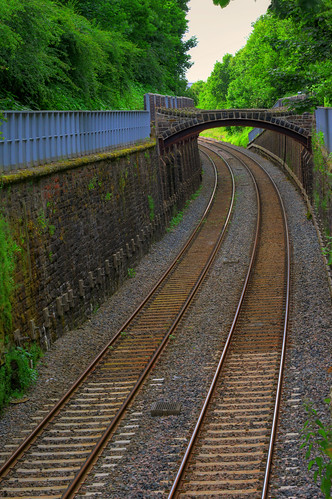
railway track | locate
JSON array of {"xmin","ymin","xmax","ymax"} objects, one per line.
[
  {"xmin": 0, "ymin": 148, "xmax": 235, "ymax": 498},
  {"xmin": 168, "ymin": 139, "xmax": 290, "ymax": 498}
]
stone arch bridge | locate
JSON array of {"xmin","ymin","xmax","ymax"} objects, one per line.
[{"xmin": 156, "ymin": 108, "xmax": 313, "ymax": 153}]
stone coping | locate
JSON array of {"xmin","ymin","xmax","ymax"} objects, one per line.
[{"xmin": 0, "ymin": 139, "xmax": 156, "ymax": 186}]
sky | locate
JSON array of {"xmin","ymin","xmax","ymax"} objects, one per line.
[{"xmin": 184, "ymin": 0, "xmax": 271, "ymax": 83}]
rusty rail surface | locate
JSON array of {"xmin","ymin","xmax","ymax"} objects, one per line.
[
  {"xmin": 0, "ymin": 148, "xmax": 235, "ymax": 498},
  {"xmin": 168, "ymin": 139, "xmax": 290, "ymax": 498}
]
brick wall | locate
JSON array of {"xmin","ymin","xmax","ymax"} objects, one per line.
[
  {"xmin": 285, "ymin": 112, "xmax": 314, "ymax": 133},
  {"xmin": 0, "ymin": 138, "xmax": 201, "ymax": 356}
]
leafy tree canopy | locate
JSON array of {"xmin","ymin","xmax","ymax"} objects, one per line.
[
  {"xmin": 212, "ymin": 0, "xmax": 231, "ymax": 7},
  {"xmin": 0, "ymin": 0, "xmax": 195, "ymax": 110},
  {"xmin": 196, "ymin": 0, "xmax": 331, "ymax": 111}
]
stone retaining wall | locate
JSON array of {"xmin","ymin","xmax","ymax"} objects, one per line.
[
  {"xmin": 248, "ymin": 129, "xmax": 332, "ymax": 297},
  {"xmin": 0, "ymin": 138, "xmax": 201, "ymax": 357}
]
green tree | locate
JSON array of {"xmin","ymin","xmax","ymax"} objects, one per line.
[
  {"xmin": 197, "ymin": 0, "xmax": 332, "ymax": 111},
  {"xmin": 212, "ymin": 0, "xmax": 231, "ymax": 7},
  {"xmin": 0, "ymin": 0, "xmax": 195, "ymax": 110},
  {"xmin": 187, "ymin": 80, "xmax": 206, "ymax": 106},
  {"xmin": 58, "ymin": 0, "xmax": 196, "ymax": 95}
]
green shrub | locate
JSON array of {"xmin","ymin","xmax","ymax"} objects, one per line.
[
  {"xmin": 0, "ymin": 213, "xmax": 20, "ymax": 355},
  {"xmin": 0, "ymin": 343, "xmax": 42, "ymax": 411},
  {"xmin": 148, "ymin": 195, "xmax": 155, "ymax": 221},
  {"xmin": 167, "ymin": 210, "xmax": 184, "ymax": 232},
  {"xmin": 167, "ymin": 184, "xmax": 203, "ymax": 232},
  {"xmin": 127, "ymin": 267, "xmax": 136, "ymax": 278},
  {"xmin": 300, "ymin": 398, "xmax": 332, "ymax": 498}
]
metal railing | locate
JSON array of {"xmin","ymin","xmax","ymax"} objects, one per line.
[
  {"xmin": 315, "ymin": 107, "xmax": 332, "ymax": 153},
  {"xmin": 248, "ymin": 128, "xmax": 263, "ymax": 143},
  {"xmin": 0, "ymin": 110, "xmax": 151, "ymax": 172},
  {"xmin": 144, "ymin": 93, "xmax": 195, "ymax": 123}
]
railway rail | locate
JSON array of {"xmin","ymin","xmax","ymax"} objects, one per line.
[
  {"xmin": 168, "ymin": 139, "xmax": 290, "ymax": 498},
  {"xmin": 0, "ymin": 146, "xmax": 235, "ymax": 498}
]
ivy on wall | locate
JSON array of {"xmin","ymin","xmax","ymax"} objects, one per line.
[
  {"xmin": 0, "ymin": 212, "xmax": 20, "ymax": 358},
  {"xmin": 312, "ymin": 131, "xmax": 332, "ymax": 266}
]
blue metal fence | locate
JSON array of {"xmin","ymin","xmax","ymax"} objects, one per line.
[
  {"xmin": 248, "ymin": 128, "xmax": 263, "ymax": 143},
  {"xmin": 144, "ymin": 93, "xmax": 195, "ymax": 123},
  {"xmin": 248, "ymin": 108, "xmax": 332, "ymax": 152},
  {"xmin": 0, "ymin": 110, "xmax": 150, "ymax": 172},
  {"xmin": 315, "ymin": 107, "xmax": 332, "ymax": 153}
]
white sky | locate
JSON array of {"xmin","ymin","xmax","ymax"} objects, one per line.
[{"xmin": 184, "ymin": 0, "xmax": 271, "ymax": 83}]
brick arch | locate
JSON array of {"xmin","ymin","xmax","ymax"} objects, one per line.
[{"xmin": 158, "ymin": 110, "xmax": 312, "ymax": 153}]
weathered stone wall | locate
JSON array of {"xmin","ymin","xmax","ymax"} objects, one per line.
[
  {"xmin": 0, "ymin": 138, "xmax": 201, "ymax": 356},
  {"xmin": 248, "ymin": 129, "xmax": 313, "ymax": 194},
  {"xmin": 285, "ymin": 112, "xmax": 314, "ymax": 134}
]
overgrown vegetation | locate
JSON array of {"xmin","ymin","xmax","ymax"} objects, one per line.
[
  {"xmin": 167, "ymin": 209, "xmax": 185, "ymax": 232},
  {"xmin": 127, "ymin": 267, "xmax": 136, "ymax": 278},
  {"xmin": 148, "ymin": 195, "xmax": 155, "ymax": 222},
  {"xmin": 322, "ymin": 236, "xmax": 332, "ymax": 266},
  {"xmin": 311, "ymin": 130, "xmax": 332, "ymax": 267},
  {"xmin": 200, "ymin": 126, "xmax": 253, "ymax": 147},
  {"xmin": 0, "ymin": 343, "xmax": 42, "ymax": 411},
  {"xmin": 0, "ymin": 0, "xmax": 196, "ymax": 111},
  {"xmin": 0, "ymin": 212, "xmax": 20, "ymax": 356},
  {"xmin": 167, "ymin": 184, "xmax": 203, "ymax": 232},
  {"xmin": 300, "ymin": 398, "xmax": 332, "ymax": 498},
  {"xmin": 0, "ymin": 112, "xmax": 4, "ymax": 139}
]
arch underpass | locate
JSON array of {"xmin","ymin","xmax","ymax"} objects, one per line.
[{"xmin": 157, "ymin": 108, "xmax": 313, "ymax": 152}]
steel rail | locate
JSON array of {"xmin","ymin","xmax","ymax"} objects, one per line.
[
  {"xmin": 220, "ymin": 143, "xmax": 291, "ymax": 498},
  {"xmin": 168, "ymin": 143, "xmax": 261, "ymax": 498},
  {"xmin": 63, "ymin": 146, "xmax": 236, "ymax": 497},
  {"xmin": 205, "ymin": 139, "xmax": 291, "ymax": 498},
  {"xmin": 0, "ymin": 151, "xmax": 219, "ymax": 481},
  {"xmin": 168, "ymin": 139, "xmax": 290, "ymax": 498}
]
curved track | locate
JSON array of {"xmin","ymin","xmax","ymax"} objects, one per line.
[
  {"xmin": 168, "ymin": 139, "xmax": 290, "ymax": 498},
  {"xmin": 0, "ymin": 148, "xmax": 235, "ymax": 498}
]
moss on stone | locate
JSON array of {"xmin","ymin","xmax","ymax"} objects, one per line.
[{"xmin": 0, "ymin": 140, "xmax": 156, "ymax": 186}]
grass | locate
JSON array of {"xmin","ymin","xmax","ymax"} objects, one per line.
[
  {"xmin": 127, "ymin": 267, "xmax": 136, "ymax": 278},
  {"xmin": 167, "ymin": 184, "xmax": 203, "ymax": 232},
  {"xmin": 200, "ymin": 126, "xmax": 254, "ymax": 147},
  {"xmin": 148, "ymin": 195, "xmax": 155, "ymax": 221}
]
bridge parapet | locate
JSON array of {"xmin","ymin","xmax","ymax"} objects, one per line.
[{"xmin": 156, "ymin": 108, "xmax": 313, "ymax": 152}]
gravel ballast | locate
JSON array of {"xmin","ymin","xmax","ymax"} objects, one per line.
[
  {"xmin": 0, "ymin": 144, "xmax": 331, "ymax": 499},
  {"xmin": 78, "ymin": 147, "xmax": 258, "ymax": 497},
  {"xmin": 0, "ymin": 151, "xmax": 217, "ymax": 464}
]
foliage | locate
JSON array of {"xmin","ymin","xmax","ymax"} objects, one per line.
[
  {"xmin": 127, "ymin": 267, "xmax": 136, "ymax": 278},
  {"xmin": 0, "ymin": 0, "xmax": 195, "ymax": 110},
  {"xmin": 201, "ymin": 126, "xmax": 253, "ymax": 147},
  {"xmin": 212, "ymin": 0, "xmax": 231, "ymax": 7},
  {"xmin": 313, "ymin": 131, "xmax": 328, "ymax": 174},
  {"xmin": 189, "ymin": 184, "xmax": 203, "ymax": 201},
  {"xmin": 322, "ymin": 236, "xmax": 332, "ymax": 266},
  {"xmin": 311, "ymin": 130, "xmax": 332, "ymax": 263},
  {"xmin": 167, "ymin": 209, "xmax": 185, "ymax": 232},
  {"xmin": 200, "ymin": 127, "xmax": 225, "ymax": 142},
  {"xmin": 167, "ymin": 184, "xmax": 203, "ymax": 232},
  {"xmin": 63, "ymin": 0, "xmax": 196, "ymax": 95},
  {"xmin": 0, "ymin": 343, "xmax": 42, "ymax": 411},
  {"xmin": 196, "ymin": 0, "xmax": 332, "ymax": 112},
  {"xmin": 0, "ymin": 112, "xmax": 4, "ymax": 140},
  {"xmin": 300, "ymin": 398, "xmax": 332, "ymax": 498},
  {"xmin": 0, "ymin": 213, "xmax": 20, "ymax": 354},
  {"xmin": 147, "ymin": 195, "xmax": 155, "ymax": 221}
]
